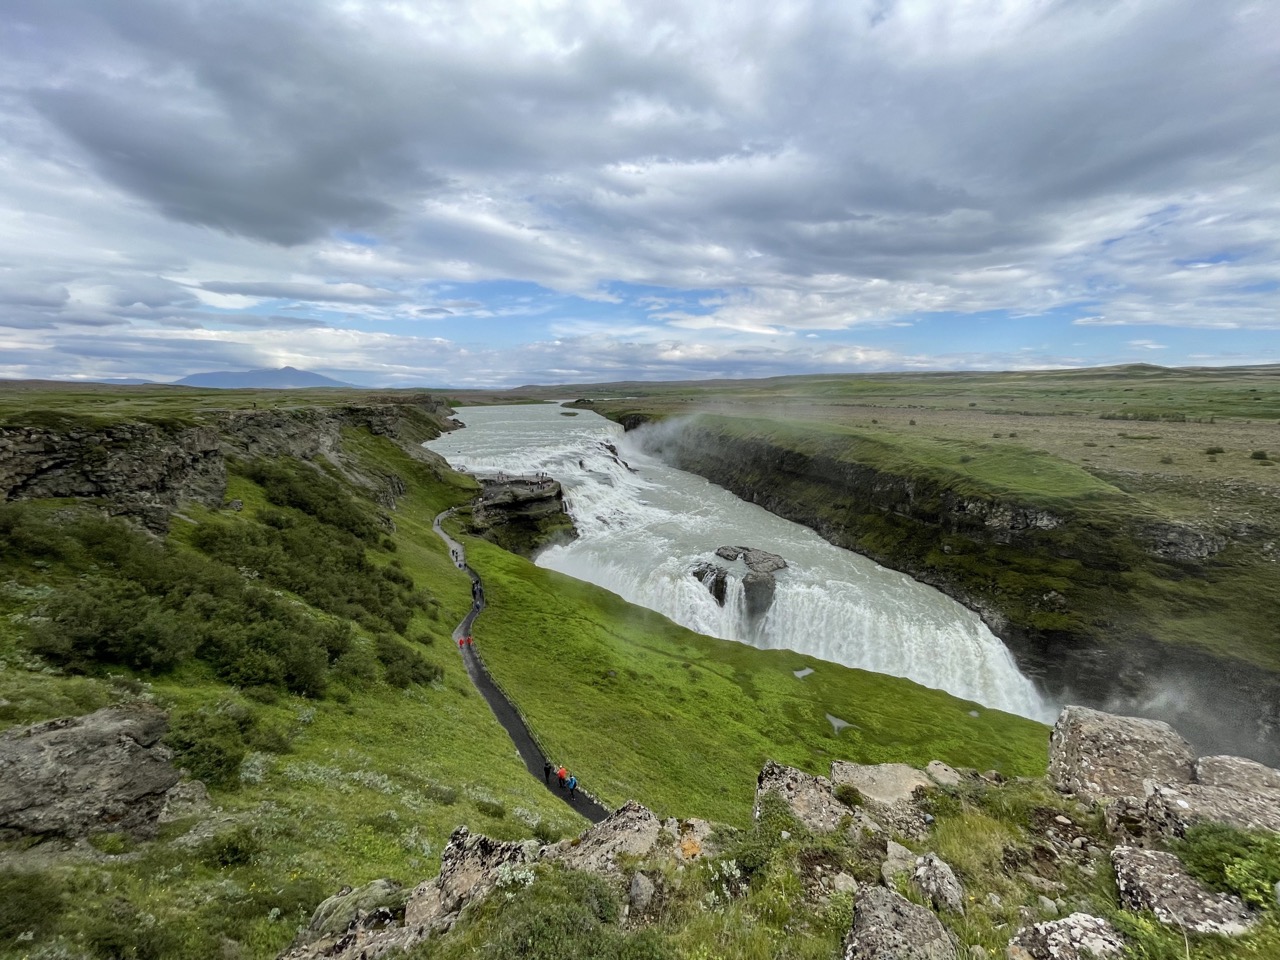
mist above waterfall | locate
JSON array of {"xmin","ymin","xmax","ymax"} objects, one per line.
[{"xmin": 428, "ymin": 403, "xmax": 1053, "ymax": 722}]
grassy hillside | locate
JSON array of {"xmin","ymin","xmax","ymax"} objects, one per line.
[{"xmin": 0, "ymin": 385, "xmax": 1049, "ymax": 959}]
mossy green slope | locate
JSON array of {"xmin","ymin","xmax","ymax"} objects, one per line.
[{"xmin": 459, "ymin": 536, "xmax": 1047, "ymax": 826}]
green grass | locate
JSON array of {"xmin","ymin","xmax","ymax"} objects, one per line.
[{"xmin": 461, "ymin": 537, "xmax": 1048, "ymax": 825}]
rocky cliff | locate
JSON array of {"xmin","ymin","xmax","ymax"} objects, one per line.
[
  {"xmin": 465, "ymin": 476, "xmax": 577, "ymax": 557},
  {"xmin": 0, "ymin": 397, "xmax": 456, "ymax": 531},
  {"xmin": 626, "ymin": 415, "xmax": 1280, "ymax": 766}
]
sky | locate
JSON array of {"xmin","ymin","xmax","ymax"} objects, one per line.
[{"xmin": 1, "ymin": 0, "xmax": 1277, "ymax": 388}]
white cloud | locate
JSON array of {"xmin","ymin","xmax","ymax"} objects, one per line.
[{"xmin": 0, "ymin": 0, "xmax": 1277, "ymax": 384}]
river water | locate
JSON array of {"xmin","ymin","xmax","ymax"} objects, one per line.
[{"xmin": 426, "ymin": 403, "xmax": 1051, "ymax": 721}]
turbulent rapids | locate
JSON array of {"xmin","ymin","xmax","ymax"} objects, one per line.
[{"xmin": 427, "ymin": 403, "xmax": 1052, "ymax": 721}]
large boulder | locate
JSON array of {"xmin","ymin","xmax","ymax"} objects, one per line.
[
  {"xmin": 544, "ymin": 800, "xmax": 663, "ymax": 875},
  {"xmin": 1111, "ymin": 846, "xmax": 1257, "ymax": 936},
  {"xmin": 280, "ymin": 880, "xmax": 411, "ymax": 960},
  {"xmin": 830, "ymin": 761, "xmax": 934, "ymax": 838},
  {"xmin": 1047, "ymin": 705, "xmax": 1194, "ymax": 803},
  {"xmin": 755, "ymin": 761, "xmax": 851, "ymax": 833},
  {"xmin": 715, "ymin": 546, "xmax": 787, "ymax": 574},
  {"xmin": 0, "ymin": 706, "xmax": 181, "ymax": 839},
  {"xmin": 831, "ymin": 762, "xmax": 934, "ymax": 806},
  {"xmin": 843, "ymin": 885, "xmax": 957, "ymax": 960},
  {"xmin": 691, "ymin": 562, "xmax": 729, "ymax": 606},
  {"xmin": 1007, "ymin": 914, "xmax": 1125, "ymax": 960},
  {"xmin": 912, "ymin": 853, "xmax": 965, "ymax": 915}
]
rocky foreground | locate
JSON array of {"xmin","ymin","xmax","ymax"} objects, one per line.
[{"xmin": 4, "ymin": 703, "xmax": 1278, "ymax": 958}]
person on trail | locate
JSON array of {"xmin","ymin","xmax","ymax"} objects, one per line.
[
  {"xmin": 557, "ymin": 765, "xmax": 567, "ymax": 788},
  {"xmin": 543, "ymin": 761, "xmax": 553, "ymax": 784},
  {"xmin": 567, "ymin": 775, "xmax": 578, "ymax": 800}
]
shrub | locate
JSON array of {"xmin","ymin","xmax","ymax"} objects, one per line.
[
  {"xmin": 476, "ymin": 799, "xmax": 507, "ymax": 819},
  {"xmin": 1251, "ymin": 450, "xmax": 1269, "ymax": 460},
  {"xmin": 198, "ymin": 823, "xmax": 262, "ymax": 867},
  {"xmin": 243, "ymin": 459, "xmax": 382, "ymax": 541},
  {"xmin": 1175, "ymin": 823, "xmax": 1280, "ymax": 907},
  {"xmin": 376, "ymin": 634, "xmax": 442, "ymax": 688},
  {"xmin": 0, "ymin": 868, "xmax": 64, "ymax": 940},
  {"xmin": 166, "ymin": 708, "xmax": 249, "ymax": 789},
  {"xmin": 833, "ymin": 784, "xmax": 864, "ymax": 808},
  {"xmin": 1206, "ymin": 446, "xmax": 1225, "ymax": 455}
]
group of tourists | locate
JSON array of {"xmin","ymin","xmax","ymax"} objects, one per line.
[{"xmin": 543, "ymin": 761, "xmax": 579, "ymax": 799}]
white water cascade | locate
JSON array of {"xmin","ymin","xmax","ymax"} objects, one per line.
[{"xmin": 426, "ymin": 403, "xmax": 1052, "ymax": 722}]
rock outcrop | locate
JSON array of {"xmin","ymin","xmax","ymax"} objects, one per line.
[
  {"xmin": 544, "ymin": 800, "xmax": 662, "ymax": 875},
  {"xmin": 0, "ymin": 420, "xmax": 224, "ymax": 531},
  {"xmin": 691, "ymin": 546, "xmax": 788, "ymax": 619},
  {"xmin": 1047, "ymin": 705, "xmax": 1195, "ymax": 803},
  {"xmin": 1111, "ymin": 846, "xmax": 1257, "ymax": 936},
  {"xmin": 754, "ymin": 760, "xmax": 852, "ymax": 833},
  {"xmin": 1050, "ymin": 705, "xmax": 1280, "ymax": 845},
  {"xmin": 830, "ymin": 760, "xmax": 935, "ymax": 838},
  {"xmin": 468, "ymin": 476, "xmax": 576, "ymax": 557},
  {"xmin": 405, "ymin": 827, "xmax": 540, "ymax": 934},
  {"xmin": 1007, "ymin": 914, "xmax": 1125, "ymax": 960},
  {"xmin": 0, "ymin": 706, "xmax": 182, "ymax": 839},
  {"xmin": 843, "ymin": 885, "xmax": 957, "ymax": 960}
]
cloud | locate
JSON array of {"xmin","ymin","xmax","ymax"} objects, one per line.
[
  {"xmin": 199, "ymin": 280, "xmax": 399, "ymax": 303},
  {"xmin": 1, "ymin": 0, "xmax": 1278, "ymax": 384}
]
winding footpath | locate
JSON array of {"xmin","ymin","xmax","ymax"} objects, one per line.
[{"xmin": 432, "ymin": 510, "xmax": 609, "ymax": 824}]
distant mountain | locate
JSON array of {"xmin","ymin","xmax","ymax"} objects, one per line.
[{"xmin": 174, "ymin": 366, "xmax": 355, "ymax": 389}]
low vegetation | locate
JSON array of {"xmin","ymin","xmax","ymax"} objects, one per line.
[{"xmin": 0, "ymin": 386, "xmax": 1050, "ymax": 958}]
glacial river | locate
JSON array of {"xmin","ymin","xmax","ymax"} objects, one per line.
[{"xmin": 426, "ymin": 403, "xmax": 1052, "ymax": 721}]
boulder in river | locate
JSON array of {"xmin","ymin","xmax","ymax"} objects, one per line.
[{"xmin": 692, "ymin": 545, "xmax": 788, "ymax": 619}]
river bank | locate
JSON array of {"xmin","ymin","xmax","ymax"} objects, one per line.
[{"xmin": 566, "ymin": 395, "xmax": 1280, "ymax": 767}]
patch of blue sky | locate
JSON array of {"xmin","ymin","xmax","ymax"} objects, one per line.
[
  {"xmin": 332, "ymin": 229, "xmax": 380, "ymax": 246},
  {"xmin": 1173, "ymin": 251, "xmax": 1245, "ymax": 267}
]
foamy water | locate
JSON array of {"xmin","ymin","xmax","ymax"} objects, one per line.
[{"xmin": 427, "ymin": 403, "xmax": 1052, "ymax": 721}]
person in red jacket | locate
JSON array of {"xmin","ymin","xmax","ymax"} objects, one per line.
[{"xmin": 556, "ymin": 765, "xmax": 567, "ymax": 788}]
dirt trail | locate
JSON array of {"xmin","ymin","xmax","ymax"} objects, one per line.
[{"xmin": 432, "ymin": 510, "xmax": 609, "ymax": 824}]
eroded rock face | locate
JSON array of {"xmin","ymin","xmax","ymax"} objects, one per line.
[
  {"xmin": 0, "ymin": 706, "xmax": 181, "ymax": 839},
  {"xmin": 1007, "ymin": 913, "xmax": 1125, "ymax": 960},
  {"xmin": 831, "ymin": 761, "xmax": 934, "ymax": 806},
  {"xmin": 405, "ymin": 827, "xmax": 540, "ymax": 933},
  {"xmin": 830, "ymin": 760, "xmax": 934, "ymax": 838},
  {"xmin": 1047, "ymin": 705, "xmax": 1195, "ymax": 803},
  {"xmin": 544, "ymin": 800, "xmax": 664, "ymax": 875},
  {"xmin": 913, "ymin": 853, "xmax": 965, "ymax": 915},
  {"xmin": 843, "ymin": 885, "xmax": 957, "ymax": 960},
  {"xmin": 0, "ymin": 422, "xmax": 224, "ymax": 532},
  {"xmin": 755, "ymin": 761, "xmax": 851, "ymax": 833},
  {"xmin": 1111, "ymin": 846, "xmax": 1256, "ymax": 936}
]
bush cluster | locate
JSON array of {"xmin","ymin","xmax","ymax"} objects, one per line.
[
  {"xmin": 192, "ymin": 506, "xmax": 422, "ymax": 636},
  {"xmin": 6, "ymin": 455, "xmax": 440, "ymax": 698}
]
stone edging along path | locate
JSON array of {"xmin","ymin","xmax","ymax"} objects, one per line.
[{"xmin": 432, "ymin": 510, "xmax": 609, "ymax": 824}]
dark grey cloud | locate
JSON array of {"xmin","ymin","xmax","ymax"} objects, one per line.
[
  {"xmin": 200, "ymin": 280, "xmax": 397, "ymax": 303},
  {"xmin": 1, "ymin": 0, "xmax": 1278, "ymax": 384}
]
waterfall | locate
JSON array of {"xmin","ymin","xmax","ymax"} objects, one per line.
[{"xmin": 427, "ymin": 403, "xmax": 1053, "ymax": 722}]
